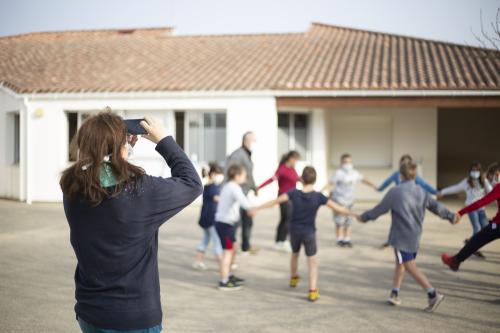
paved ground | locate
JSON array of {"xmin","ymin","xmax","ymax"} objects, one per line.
[{"xmin": 0, "ymin": 199, "xmax": 499, "ymax": 333}]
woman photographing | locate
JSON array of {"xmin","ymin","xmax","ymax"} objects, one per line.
[{"xmin": 60, "ymin": 111, "xmax": 202, "ymax": 333}]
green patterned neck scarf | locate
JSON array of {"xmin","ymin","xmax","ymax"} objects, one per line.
[{"xmin": 99, "ymin": 163, "xmax": 119, "ymax": 187}]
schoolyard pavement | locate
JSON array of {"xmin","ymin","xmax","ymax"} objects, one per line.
[{"xmin": 0, "ymin": 199, "xmax": 499, "ymax": 333}]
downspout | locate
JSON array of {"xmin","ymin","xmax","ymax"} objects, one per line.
[{"xmin": 21, "ymin": 96, "xmax": 31, "ymax": 204}]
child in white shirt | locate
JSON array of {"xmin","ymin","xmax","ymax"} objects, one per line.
[{"xmin": 323, "ymin": 153, "xmax": 376, "ymax": 247}]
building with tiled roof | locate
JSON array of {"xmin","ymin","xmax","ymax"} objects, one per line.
[{"xmin": 0, "ymin": 23, "xmax": 499, "ymax": 202}]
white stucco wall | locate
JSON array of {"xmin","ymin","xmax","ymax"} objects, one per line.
[
  {"xmin": 325, "ymin": 107, "xmax": 438, "ymax": 202},
  {"xmin": 0, "ymin": 89, "xmax": 22, "ymax": 199},
  {"xmin": 18, "ymin": 95, "xmax": 279, "ymax": 202}
]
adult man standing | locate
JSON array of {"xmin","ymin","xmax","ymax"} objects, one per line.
[{"xmin": 226, "ymin": 132, "xmax": 259, "ymax": 254}]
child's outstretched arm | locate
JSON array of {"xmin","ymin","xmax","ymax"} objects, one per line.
[
  {"xmin": 256, "ymin": 193, "xmax": 289, "ymax": 211},
  {"xmin": 377, "ymin": 171, "xmax": 398, "ymax": 192},
  {"xmin": 358, "ymin": 190, "xmax": 394, "ymax": 223},
  {"xmin": 326, "ymin": 199, "xmax": 354, "ymax": 216},
  {"xmin": 362, "ymin": 178, "xmax": 377, "ymax": 190},
  {"xmin": 426, "ymin": 195, "xmax": 461, "ymax": 224}
]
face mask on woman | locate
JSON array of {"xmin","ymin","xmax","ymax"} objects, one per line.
[
  {"xmin": 213, "ymin": 174, "xmax": 224, "ymax": 185},
  {"xmin": 125, "ymin": 143, "xmax": 134, "ymax": 159},
  {"xmin": 470, "ymin": 170, "xmax": 480, "ymax": 179}
]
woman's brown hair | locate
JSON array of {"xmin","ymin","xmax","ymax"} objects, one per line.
[{"xmin": 60, "ymin": 110, "xmax": 145, "ymax": 205}]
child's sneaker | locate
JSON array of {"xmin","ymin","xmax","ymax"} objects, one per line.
[
  {"xmin": 192, "ymin": 261, "xmax": 207, "ymax": 270},
  {"xmin": 387, "ymin": 292, "xmax": 402, "ymax": 306},
  {"xmin": 283, "ymin": 240, "xmax": 292, "ymax": 253},
  {"xmin": 441, "ymin": 253, "xmax": 460, "ymax": 272},
  {"xmin": 308, "ymin": 289, "xmax": 320, "ymax": 302},
  {"xmin": 343, "ymin": 240, "xmax": 353, "ymax": 248},
  {"xmin": 218, "ymin": 281, "xmax": 242, "ymax": 291},
  {"xmin": 274, "ymin": 241, "xmax": 289, "ymax": 253},
  {"xmin": 425, "ymin": 292, "xmax": 444, "ymax": 313},
  {"xmin": 229, "ymin": 275, "xmax": 245, "ymax": 284},
  {"xmin": 336, "ymin": 240, "xmax": 345, "ymax": 247},
  {"xmin": 289, "ymin": 275, "xmax": 300, "ymax": 288}
]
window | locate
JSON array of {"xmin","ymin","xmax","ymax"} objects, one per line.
[
  {"xmin": 174, "ymin": 111, "xmax": 185, "ymax": 149},
  {"xmin": 67, "ymin": 112, "xmax": 91, "ymax": 161},
  {"xmin": 277, "ymin": 112, "xmax": 310, "ymax": 158},
  {"xmin": 185, "ymin": 112, "xmax": 226, "ymax": 164},
  {"xmin": 7, "ymin": 113, "xmax": 21, "ymax": 165}
]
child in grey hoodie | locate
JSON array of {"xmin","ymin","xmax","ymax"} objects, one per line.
[{"xmin": 357, "ymin": 161, "xmax": 459, "ymax": 313}]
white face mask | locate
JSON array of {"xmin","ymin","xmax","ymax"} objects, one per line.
[
  {"xmin": 470, "ymin": 171, "xmax": 480, "ymax": 179},
  {"xmin": 213, "ymin": 174, "xmax": 224, "ymax": 185},
  {"xmin": 125, "ymin": 143, "xmax": 134, "ymax": 159},
  {"xmin": 342, "ymin": 163, "xmax": 353, "ymax": 171}
]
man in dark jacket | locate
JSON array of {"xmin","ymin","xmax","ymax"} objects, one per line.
[{"xmin": 225, "ymin": 131, "xmax": 258, "ymax": 253}]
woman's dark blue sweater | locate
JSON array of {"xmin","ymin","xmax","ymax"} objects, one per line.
[{"xmin": 63, "ymin": 136, "xmax": 202, "ymax": 330}]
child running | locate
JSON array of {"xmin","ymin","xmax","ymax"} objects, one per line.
[
  {"xmin": 215, "ymin": 164, "xmax": 255, "ymax": 291},
  {"xmin": 356, "ymin": 161, "xmax": 459, "ymax": 312},
  {"xmin": 438, "ymin": 161, "xmax": 492, "ymax": 257},
  {"xmin": 257, "ymin": 150, "xmax": 301, "ymax": 252},
  {"xmin": 442, "ymin": 162, "xmax": 500, "ymax": 271},
  {"xmin": 378, "ymin": 154, "xmax": 438, "ymax": 249},
  {"xmin": 256, "ymin": 166, "xmax": 354, "ymax": 302},
  {"xmin": 323, "ymin": 153, "xmax": 376, "ymax": 247},
  {"xmin": 193, "ymin": 163, "xmax": 225, "ymax": 270}
]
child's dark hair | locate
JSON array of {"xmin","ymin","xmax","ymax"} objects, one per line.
[
  {"xmin": 279, "ymin": 150, "xmax": 300, "ymax": 165},
  {"xmin": 301, "ymin": 166, "xmax": 317, "ymax": 185},
  {"xmin": 467, "ymin": 161, "xmax": 485, "ymax": 188},
  {"xmin": 227, "ymin": 164, "xmax": 245, "ymax": 180},
  {"xmin": 400, "ymin": 161, "xmax": 418, "ymax": 180},
  {"xmin": 201, "ymin": 162, "xmax": 223, "ymax": 178},
  {"xmin": 399, "ymin": 154, "xmax": 413, "ymax": 165},
  {"xmin": 487, "ymin": 162, "xmax": 500, "ymax": 179},
  {"xmin": 340, "ymin": 153, "xmax": 351, "ymax": 161}
]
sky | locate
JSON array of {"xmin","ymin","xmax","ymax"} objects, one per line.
[{"xmin": 0, "ymin": 0, "xmax": 499, "ymax": 47}]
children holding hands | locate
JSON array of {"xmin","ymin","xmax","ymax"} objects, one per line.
[
  {"xmin": 354, "ymin": 161, "xmax": 459, "ymax": 312},
  {"xmin": 255, "ymin": 166, "xmax": 356, "ymax": 301}
]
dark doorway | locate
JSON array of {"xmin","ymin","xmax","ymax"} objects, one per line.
[{"xmin": 438, "ymin": 108, "xmax": 500, "ymax": 189}]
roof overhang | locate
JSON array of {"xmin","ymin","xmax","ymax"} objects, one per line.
[{"xmin": 1, "ymin": 84, "xmax": 499, "ymax": 106}]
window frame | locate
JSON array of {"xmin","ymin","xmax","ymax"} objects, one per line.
[
  {"xmin": 277, "ymin": 111, "xmax": 311, "ymax": 161},
  {"xmin": 183, "ymin": 110, "xmax": 227, "ymax": 165}
]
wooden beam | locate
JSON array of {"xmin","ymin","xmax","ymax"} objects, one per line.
[{"xmin": 276, "ymin": 96, "xmax": 500, "ymax": 108}]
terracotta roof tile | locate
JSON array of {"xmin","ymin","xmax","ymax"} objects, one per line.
[{"xmin": 0, "ymin": 23, "xmax": 498, "ymax": 93}]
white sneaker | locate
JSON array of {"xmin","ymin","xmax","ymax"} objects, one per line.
[
  {"xmin": 283, "ymin": 240, "xmax": 292, "ymax": 253},
  {"xmin": 274, "ymin": 241, "xmax": 285, "ymax": 251},
  {"xmin": 192, "ymin": 261, "xmax": 207, "ymax": 270}
]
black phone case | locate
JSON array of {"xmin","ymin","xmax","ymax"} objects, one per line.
[{"xmin": 124, "ymin": 119, "xmax": 147, "ymax": 135}]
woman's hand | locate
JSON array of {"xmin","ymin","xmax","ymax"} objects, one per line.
[
  {"xmin": 127, "ymin": 134, "xmax": 138, "ymax": 147},
  {"xmin": 140, "ymin": 117, "xmax": 168, "ymax": 144}
]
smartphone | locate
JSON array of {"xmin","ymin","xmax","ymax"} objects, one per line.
[{"xmin": 124, "ymin": 119, "xmax": 148, "ymax": 135}]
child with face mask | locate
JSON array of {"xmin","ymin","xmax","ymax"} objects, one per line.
[
  {"xmin": 193, "ymin": 163, "xmax": 225, "ymax": 270},
  {"xmin": 322, "ymin": 153, "xmax": 377, "ymax": 247},
  {"xmin": 438, "ymin": 162, "xmax": 492, "ymax": 256},
  {"xmin": 442, "ymin": 162, "xmax": 500, "ymax": 271}
]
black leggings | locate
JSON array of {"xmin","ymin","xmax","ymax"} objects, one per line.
[
  {"xmin": 455, "ymin": 223, "xmax": 500, "ymax": 262},
  {"xmin": 276, "ymin": 201, "xmax": 292, "ymax": 242},
  {"xmin": 240, "ymin": 208, "xmax": 253, "ymax": 252}
]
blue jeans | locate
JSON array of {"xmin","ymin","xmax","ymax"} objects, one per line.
[
  {"xmin": 467, "ymin": 209, "xmax": 489, "ymax": 235},
  {"xmin": 78, "ymin": 318, "xmax": 162, "ymax": 333},
  {"xmin": 196, "ymin": 225, "xmax": 223, "ymax": 255}
]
